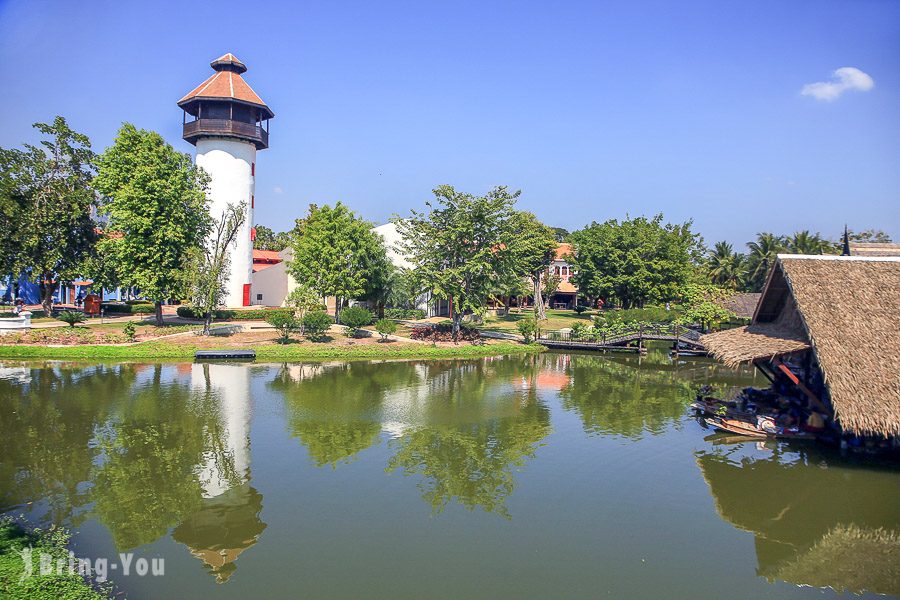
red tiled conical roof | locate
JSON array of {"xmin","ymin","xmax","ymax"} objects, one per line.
[{"xmin": 178, "ymin": 53, "xmax": 273, "ymax": 118}]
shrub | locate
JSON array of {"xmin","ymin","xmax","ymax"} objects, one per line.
[
  {"xmin": 374, "ymin": 318, "xmax": 397, "ymax": 341},
  {"xmin": 302, "ymin": 310, "xmax": 332, "ymax": 341},
  {"xmin": 102, "ymin": 302, "xmax": 155, "ymax": 314},
  {"xmin": 123, "ymin": 321, "xmax": 137, "ymax": 342},
  {"xmin": 339, "ymin": 306, "xmax": 373, "ymax": 337},
  {"xmin": 570, "ymin": 321, "xmax": 589, "ymax": 339},
  {"xmin": 57, "ymin": 310, "xmax": 86, "ymax": 327},
  {"xmin": 574, "ymin": 305, "xmax": 589, "ymax": 314},
  {"xmin": 408, "ymin": 323, "xmax": 481, "ymax": 342},
  {"xmin": 266, "ymin": 312, "xmax": 299, "ymax": 343},
  {"xmin": 516, "ymin": 317, "xmax": 538, "ymax": 343},
  {"xmin": 0, "ymin": 312, "xmax": 17, "ymax": 318},
  {"xmin": 176, "ymin": 306, "xmax": 294, "ymax": 321},
  {"xmin": 384, "ymin": 308, "xmax": 426, "ymax": 320}
]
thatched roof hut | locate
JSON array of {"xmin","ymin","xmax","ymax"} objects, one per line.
[
  {"xmin": 702, "ymin": 255, "xmax": 900, "ymax": 437},
  {"xmin": 717, "ymin": 292, "xmax": 761, "ymax": 319}
]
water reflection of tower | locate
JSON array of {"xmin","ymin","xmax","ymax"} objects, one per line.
[{"xmin": 171, "ymin": 363, "xmax": 266, "ymax": 584}]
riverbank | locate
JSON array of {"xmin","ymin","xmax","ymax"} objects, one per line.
[
  {"xmin": 0, "ymin": 339, "xmax": 544, "ymax": 360},
  {"xmin": 0, "ymin": 518, "xmax": 111, "ymax": 599}
]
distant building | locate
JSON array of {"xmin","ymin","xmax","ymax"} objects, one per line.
[{"xmin": 548, "ymin": 243, "xmax": 578, "ymax": 309}]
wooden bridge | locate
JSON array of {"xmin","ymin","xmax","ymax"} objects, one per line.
[{"xmin": 537, "ymin": 323, "xmax": 707, "ymax": 354}]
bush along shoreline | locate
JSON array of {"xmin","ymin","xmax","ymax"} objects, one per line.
[
  {"xmin": 0, "ymin": 341, "xmax": 545, "ymax": 361},
  {"xmin": 0, "ymin": 517, "xmax": 113, "ymax": 599}
]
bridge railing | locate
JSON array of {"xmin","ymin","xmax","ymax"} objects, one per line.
[{"xmin": 538, "ymin": 322, "xmax": 703, "ymax": 346}]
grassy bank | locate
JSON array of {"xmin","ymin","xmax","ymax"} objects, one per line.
[
  {"xmin": 0, "ymin": 519, "xmax": 109, "ymax": 599},
  {"xmin": 0, "ymin": 341, "xmax": 544, "ymax": 361}
]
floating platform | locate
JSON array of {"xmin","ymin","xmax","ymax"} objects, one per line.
[{"xmin": 194, "ymin": 349, "xmax": 256, "ymax": 361}]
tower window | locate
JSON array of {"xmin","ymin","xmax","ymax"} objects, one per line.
[{"xmin": 251, "ymin": 162, "xmax": 255, "ymax": 176}]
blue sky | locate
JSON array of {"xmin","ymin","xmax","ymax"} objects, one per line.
[{"xmin": 1, "ymin": 0, "xmax": 898, "ymax": 246}]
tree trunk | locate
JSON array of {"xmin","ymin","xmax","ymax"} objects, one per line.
[
  {"xmin": 452, "ymin": 311, "xmax": 462, "ymax": 343},
  {"xmin": 40, "ymin": 274, "xmax": 54, "ymax": 315},
  {"xmin": 154, "ymin": 301, "xmax": 163, "ymax": 326},
  {"xmin": 203, "ymin": 311, "xmax": 212, "ymax": 336},
  {"xmin": 533, "ymin": 272, "xmax": 546, "ymax": 320}
]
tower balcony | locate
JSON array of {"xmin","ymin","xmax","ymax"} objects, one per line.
[{"xmin": 183, "ymin": 119, "xmax": 269, "ymax": 150}]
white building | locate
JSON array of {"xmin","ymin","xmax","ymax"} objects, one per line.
[{"xmin": 179, "ymin": 53, "xmax": 273, "ymax": 308}]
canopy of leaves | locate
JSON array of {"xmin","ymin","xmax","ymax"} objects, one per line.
[
  {"xmin": 287, "ymin": 202, "xmax": 388, "ymax": 313},
  {"xmin": 253, "ymin": 224, "xmax": 293, "ymax": 251},
  {"xmin": 0, "ymin": 117, "xmax": 98, "ymax": 311},
  {"xmin": 93, "ymin": 123, "xmax": 211, "ymax": 308},
  {"xmin": 570, "ymin": 214, "xmax": 701, "ymax": 308},
  {"xmin": 394, "ymin": 185, "xmax": 520, "ymax": 332}
]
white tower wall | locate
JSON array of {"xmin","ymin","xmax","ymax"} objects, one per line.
[{"xmin": 196, "ymin": 138, "xmax": 256, "ymax": 308}]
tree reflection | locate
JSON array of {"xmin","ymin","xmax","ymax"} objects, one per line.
[
  {"xmin": 0, "ymin": 363, "xmax": 135, "ymax": 524},
  {"xmin": 559, "ymin": 352, "xmax": 755, "ymax": 438},
  {"xmin": 270, "ymin": 361, "xmax": 422, "ymax": 467},
  {"xmin": 696, "ymin": 445, "xmax": 900, "ymax": 596}
]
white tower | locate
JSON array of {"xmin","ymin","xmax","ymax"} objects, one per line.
[{"xmin": 179, "ymin": 53, "xmax": 273, "ymax": 307}]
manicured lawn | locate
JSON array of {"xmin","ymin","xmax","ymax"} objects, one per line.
[
  {"xmin": 481, "ymin": 309, "xmax": 596, "ymax": 332},
  {"xmin": 0, "ymin": 335, "xmax": 543, "ymax": 360}
]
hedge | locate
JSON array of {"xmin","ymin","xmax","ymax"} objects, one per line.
[
  {"xmin": 176, "ymin": 306, "xmax": 294, "ymax": 321},
  {"xmin": 102, "ymin": 302, "xmax": 155, "ymax": 314},
  {"xmin": 384, "ymin": 308, "xmax": 426, "ymax": 320}
]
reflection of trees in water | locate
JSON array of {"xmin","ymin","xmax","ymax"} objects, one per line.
[
  {"xmin": 386, "ymin": 392, "xmax": 551, "ymax": 518},
  {"xmin": 271, "ymin": 357, "xmax": 552, "ymax": 516},
  {"xmin": 0, "ymin": 364, "xmax": 136, "ymax": 524},
  {"xmin": 558, "ymin": 352, "xmax": 756, "ymax": 439},
  {"xmin": 90, "ymin": 365, "xmax": 226, "ymax": 550},
  {"xmin": 270, "ymin": 361, "xmax": 423, "ymax": 467},
  {"xmin": 695, "ymin": 445, "xmax": 900, "ymax": 596}
]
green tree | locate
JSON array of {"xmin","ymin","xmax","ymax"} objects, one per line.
[
  {"xmin": 94, "ymin": 123, "xmax": 211, "ymax": 325},
  {"xmin": 745, "ymin": 232, "xmax": 786, "ymax": 292},
  {"xmin": 570, "ymin": 214, "xmax": 699, "ymax": 308},
  {"xmin": 287, "ymin": 202, "xmax": 387, "ymax": 318},
  {"xmin": 0, "ymin": 117, "xmax": 98, "ymax": 314},
  {"xmin": 253, "ymin": 224, "xmax": 292, "ymax": 251},
  {"xmin": 507, "ymin": 211, "xmax": 558, "ymax": 320},
  {"xmin": 847, "ymin": 228, "xmax": 892, "ymax": 244},
  {"xmin": 190, "ymin": 202, "xmax": 247, "ymax": 334},
  {"xmin": 394, "ymin": 185, "xmax": 520, "ymax": 338},
  {"xmin": 550, "ymin": 227, "xmax": 570, "ymax": 243},
  {"xmin": 787, "ymin": 230, "xmax": 833, "ymax": 255},
  {"xmin": 707, "ymin": 241, "xmax": 746, "ymax": 290}
]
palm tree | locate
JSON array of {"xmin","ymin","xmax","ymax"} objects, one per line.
[
  {"xmin": 707, "ymin": 242, "xmax": 746, "ymax": 290},
  {"xmin": 788, "ymin": 230, "xmax": 832, "ymax": 255},
  {"xmin": 746, "ymin": 233, "xmax": 785, "ymax": 292}
]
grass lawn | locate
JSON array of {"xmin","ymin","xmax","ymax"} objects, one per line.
[
  {"xmin": 0, "ymin": 326, "xmax": 543, "ymax": 360},
  {"xmin": 481, "ymin": 309, "xmax": 596, "ymax": 332}
]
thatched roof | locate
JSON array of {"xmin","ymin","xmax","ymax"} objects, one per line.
[
  {"xmin": 702, "ymin": 324, "xmax": 809, "ymax": 367},
  {"xmin": 703, "ymin": 255, "xmax": 900, "ymax": 437},
  {"xmin": 717, "ymin": 292, "xmax": 761, "ymax": 319},
  {"xmin": 850, "ymin": 242, "xmax": 900, "ymax": 257}
]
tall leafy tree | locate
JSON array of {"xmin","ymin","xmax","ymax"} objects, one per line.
[
  {"xmin": 787, "ymin": 230, "xmax": 833, "ymax": 255},
  {"xmin": 191, "ymin": 202, "xmax": 247, "ymax": 334},
  {"xmin": 707, "ymin": 241, "xmax": 746, "ymax": 290},
  {"xmin": 252, "ymin": 224, "xmax": 292, "ymax": 251},
  {"xmin": 569, "ymin": 214, "xmax": 699, "ymax": 308},
  {"xmin": 847, "ymin": 228, "xmax": 892, "ymax": 244},
  {"xmin": 94, "ymin": 123, "xmax": 211, "ymax": 325},
  {"xmin": 507, "ymin": 211, "xmax": 558, "ymax": 320},
  {"xmin": 0, "ymin": 117, "xmax": 98, "ymax": 313},
  {"xmin": 287, "ymin": 202, "xmax": 388, "ymax": 317},
  {"xmin": 394, "ymin": 185, "xmax": 519, "ymax": 338},
  {"xmin": 745, "ymin": 232, "xmax": 786, "ymax": 292}
]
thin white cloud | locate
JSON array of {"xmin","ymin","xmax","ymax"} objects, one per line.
[
  {"xmin": 273, "ymin": 186, "xmax": 283, "ymax": 195},
  {"xmin": 801, "ymin": 67, "xmax": 874, "ymax": 101}
]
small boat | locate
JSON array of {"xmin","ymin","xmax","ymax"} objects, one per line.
[{"xmin": 704, "ymin": 415, "xmax": 816, "ymax": 441}]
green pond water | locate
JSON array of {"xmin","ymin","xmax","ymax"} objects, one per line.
[{"xmin": 1, "ymin": 350, "xmax": 898, "ymax": 599}]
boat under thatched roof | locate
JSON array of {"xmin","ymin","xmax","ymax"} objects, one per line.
[{"xmin": 702, "ymin": 255, "xmax": 900, "ymax": 437}]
